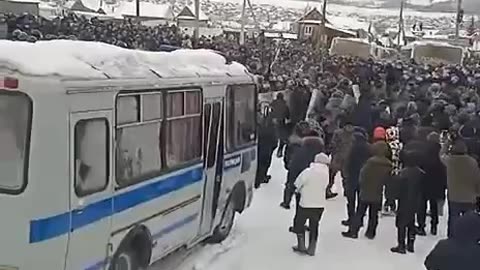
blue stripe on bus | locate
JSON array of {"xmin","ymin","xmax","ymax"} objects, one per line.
[
  {"xmin": 29, "ymin": 146, "xmax": 257, "ymax": 244},
  {"xmin": 85, "ymin": 213, "xmax": 199, "ymax": 270},
  {"xmin": 29, "ymin": 166, "xmax": 204, "ymax": 243}
]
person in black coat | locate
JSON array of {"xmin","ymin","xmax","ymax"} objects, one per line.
[
  {"xmin": 280, "ymin": 129, "xmax": 322, "ymax": 210},
  {"xmin": 283, "ymin": 120, "xmax": 311, "ymax": 170},
  {"xmin": 255, "ymin": 113, "xmax": 277, "ymax": 189},
  {"xmin": 270, "ymin": 92, "xmax": 290, "ymax": 157},
  {"xmin": 417, "ymin": 132, "xmax": 447, "ymax": 236},
  {"xmin": 342, "ymin": 128, "xmax": 371, "ymax": 226},
  {"xmin": 289, "ymin": 88, "xmax": 310, "ymax": 126},
  {"xmin": 424, "ymin": 211, "xmax": 480, "ymax": 270},
  {"xmin": 391, "ymin": 148, "xmax": 424, "ymax": 254},
  {"xmin": 353, "ymin": 94, "xmax": 373, "ymax": 135}
]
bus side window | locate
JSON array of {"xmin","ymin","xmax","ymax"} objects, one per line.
[
  {"xmin": 165, "ymin": 91, "xmax": 202, "ymax": 167},
  {"xmin": 226, "ymin": 84, "xmax": 256, "ymax": 152},
  {"xmin": 74, "ymin": 118, "xmax": 109, "ymax": 197},
  {"xmin": 115, "ymin": 92, "xmax": 164, "ymax": 187}
]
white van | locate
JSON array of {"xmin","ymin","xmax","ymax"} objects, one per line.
[{"xmin": 0, "ymin": 40, "xmax": 257, "ymax": 270}]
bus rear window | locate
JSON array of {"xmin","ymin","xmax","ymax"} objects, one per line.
[{"xmin": 0, "ymin": 92, "xmax": 31, "ymax": 194}]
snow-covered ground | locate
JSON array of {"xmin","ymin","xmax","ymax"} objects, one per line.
[{"xmin": 151, "ymin": 155, "xmax": 446, "ymax": 270}]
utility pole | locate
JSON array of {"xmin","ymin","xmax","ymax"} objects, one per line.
[
  {"xmin": 136, "ymin": 0, "xmax": 140, "ymax": 17},
  {"xmin": 321, "ymin": 0, "xmax": 327, "ymax": 26},
  {"xmin": 240, "ymin": 0, "xmax": 247, "ymax": 45},
  {"xmin": 455, "ymin": 0, "xmax": 463, "ymax": 40},
  {"xmin": 246, "ymin": 0, "xmax": 260, "ymax": 31},
  {"xmin": 397, "ymin": 0, "xmax": 404, "ymax": 46},
  {"xmin": 318, "ymin": 0, "xmax": 327, "ymax": 47},
  {"xmin": 194, "ymin": 0, "xmax": 200, "ymax": 41}
]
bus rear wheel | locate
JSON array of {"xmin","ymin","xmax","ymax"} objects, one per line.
[
  {"xmin": 209, "ymin": 198, "xmax": 235, "ymax": 243},
  {"xmin": 112, "ymin": 249, "xmax": 140, "ymax": 270}
]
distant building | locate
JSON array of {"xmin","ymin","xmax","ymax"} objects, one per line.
[
  {"xmin": 0, "ymin": 0, "xmax": 39, "ymax": 16},
  {"xmin": 295, "ymin": 8, "xmax": 357, "ymax": 46},
  {"xmin": 110, "ymin": 2, "xmax": 175, "ymax": 23},
  {"xmin": 176, "ymin": 5, "xmax": 209, "ymax": 28},
  {"xmin": 64, "ymin": 0, "xmax": 95, "ymax": 13}
]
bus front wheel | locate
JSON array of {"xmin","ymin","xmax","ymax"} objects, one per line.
[{"xmin": 209, "ymin": 198, "xmax": 235, "ymax": 243}]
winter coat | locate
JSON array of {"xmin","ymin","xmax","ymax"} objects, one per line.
[
  {"xmin": 400, "ymin": 139, "xmax": 427, "ymax": 169},
  {"xmin": 270, "ymin": 98, "xmax": 289, "ymax": 122},
  {"xmin": 423, "ymin": 141, "xmax": 447, "ymax": 200},
  {"xmin": 399, "ymin": 124, "xmax": 418, "ymax": 145},
  {"xmin": 295, "ymin": 153, "xmax": 330, "ymax": 208},
  {"xmin": 325, "ymin": 96, "xmax": 343, "ymax": 117},
  {"xmin": 425, "ymin": 212, "xmax": 480, "ymax": 270},
  {"xmin": 359, "ymin": 142, "xmax": 392, "ymax": 203},
  {"xmin": 257, "ymin": 117, "xmax": 278, "ymax": 164},
  {"xmin": 353, "ymin": 95, "xmax": 373, "ymax": 135},
  {"xmin": 286, "ymin": 136, "xmax": 323, "ymax": 186},
  {"xmin": 443, "ymin": 154, "xmax": 480, "ymax": 204},
  {"xmin": 289, "ymin": 90, "xmax": 309, "ymax": 124},
  {"xmin": 344, "ymin": 132, "xmax": 371, "ymax": 190},
  {"xmin": 395, "ymin": 166, "xmax": 424, "ymax": 227},
  {"xmin": 330, "ymin": 126, "xmax": 354, "ymax": 173},
  {"xmin": 284, "ymin": 134, "xmax": 303, "ymax": 170}
]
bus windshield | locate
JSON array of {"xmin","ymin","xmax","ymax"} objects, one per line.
[{"xmin": 0, "ymin": 91, "xmax": 31, "ymax": 193}]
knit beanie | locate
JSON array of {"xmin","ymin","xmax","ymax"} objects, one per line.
[{"xmin": 373, "ymin": 126, "xmax": 386, "ymax": 141}]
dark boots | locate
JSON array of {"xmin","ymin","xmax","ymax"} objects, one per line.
[
  {"xmin": 341, "ymin": 224, "xmax": 359, "ymax": 239},
  {"xmin": 280, "ymin": 187, "xmax": 294, "ymax": 209},
  {"xmin": 292, "ymin": 234, "xmax": 307, "ymax": 253},
  {"xmin": 326, "ymin": 189, "xmax": 338, "ymax": 200},
  {"xmin": 431, "ymin": 226, "xmax": 437, "ymax": 236},
  {"xmin": 407, "ymin": 230, "xmax": 416, "ymax": 253},
  {"xmin": 341, "ymin": 220, "xmax": 351, "ymax": 226},
  {"xmin": 390, "ymin": 245, "xmax": 406, "ymax": 254},
  {"xmin": 365, "ymin": 229, "xmax": 376, "ymax": 240},
  {"xmin": 391, "ymin": 228, "xmax": 407, "ymax": 254},
  {"xmin": 416, "ymin": 226, "xmax": 427, "ymax": 236},
  {"xmin": 306, "ymin": 234, "xmax": 317, "ymax": 256},
  {"xmin": 293, "ymin": 233, "xmax": 317, "ymax": 256},
  {"xmin": 407, "ymin": 238, "xmax": 415, "ymax": 253}
]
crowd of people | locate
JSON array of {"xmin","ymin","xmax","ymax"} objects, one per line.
[
  {"xmin": 255, "ymin": 50, "xmax": 480, "ymax": 269},
  {"xmin": 3, "ymin": 11, "xmax": 312, "ymax": 88},
  {"xmin": 4, "ymin": 10, "xmax": 480, "ymax": 270}
]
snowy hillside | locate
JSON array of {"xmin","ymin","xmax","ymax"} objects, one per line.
[{"xmin": 330, "ymin": 0, "xmax": 479, "ymax": 13}]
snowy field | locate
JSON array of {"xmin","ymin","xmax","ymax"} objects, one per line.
[
  {"xmin": 211, "ymin": 0, "xmax": 455, "ymax": 18},
  {"xmin": 150, "ymin": 155, "xmax": 445, "ymax": 270}
]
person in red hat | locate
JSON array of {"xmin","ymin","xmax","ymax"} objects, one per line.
[{"xmin": 373, "ymin": 126, "xmax": 387, "ymax": 142}]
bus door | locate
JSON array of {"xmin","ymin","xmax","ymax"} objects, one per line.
[
  {"xmin": 199, "ymin": 99, "xmax": 224, "ymax": 237},
  {"xmin": 67, "ymin": 110, "xmax": 113, "ymax": 270}
]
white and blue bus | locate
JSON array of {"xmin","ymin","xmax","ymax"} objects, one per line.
[{"xmin": 0, "ymin": 40, "xmax": 257, "ymax": 270}]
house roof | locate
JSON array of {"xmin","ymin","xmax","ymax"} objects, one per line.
[
  {"xmin": 296, "ymin": 8, "xmax": 328, "ymax": 24},
  {"xmin": 64, "ymin": 0, "xmax": 95, "ymax": 13},
  {"xmin": 176, "ymin": 5, "xmax": 208, "ymax": 21},
  {"xmin": 112, "ymin": 2, "xmax": 175, "ymax": 19},
  {"xmin": 325, "ymin": 23, "xmax": 356, "ymax": 36}
]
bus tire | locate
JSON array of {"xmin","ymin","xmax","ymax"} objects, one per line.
[
  {"xmin": 209, "ymin": 196, "xmax": 236, "ymax": 243},
  {"xmin": 111, "ymin": 226, "xmax": 152, "ymax": 270},
  {"xmin": 111, "ymin": 248, "xmax": 139, "ymax": 270}
]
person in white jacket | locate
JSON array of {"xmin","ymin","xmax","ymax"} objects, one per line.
[{"xmin": 292, "ymin": 140, "xmax": 330, "ymax": 256}]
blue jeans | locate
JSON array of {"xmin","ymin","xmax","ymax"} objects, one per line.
[{"xmin": 448, "ymin": 201, "xmax": 475, "ymax": 238}]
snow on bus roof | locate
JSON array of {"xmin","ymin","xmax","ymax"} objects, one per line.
[{"xmin": 0, "ymin": 40, "xmax": 249, "ymax": 79}]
